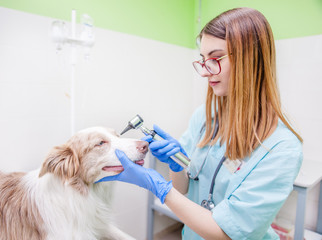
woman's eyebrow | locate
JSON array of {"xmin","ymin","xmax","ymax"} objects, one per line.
[{"xmin": 200, "ymin": 49, "xmax": 225, "ymax": 57}]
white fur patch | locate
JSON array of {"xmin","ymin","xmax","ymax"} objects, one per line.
[{"xmin": 0, "ymin": 126, "xmax": 143, "ymax": 239}]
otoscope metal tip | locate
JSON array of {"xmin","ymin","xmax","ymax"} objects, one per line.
[
  {"xmin": 120, "ymin": 125, "xmax": 133, "ymax": 135},
  {"xmin": 120, "ymin": 114, "xmax": 145, "ymax": 135}
]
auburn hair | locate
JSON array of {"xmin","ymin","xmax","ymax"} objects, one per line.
[{"xmin": 197, "ymin": 7, "xmax": 302, "ymax": 159}]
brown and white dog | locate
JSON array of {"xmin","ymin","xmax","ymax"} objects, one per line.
[{"xmin": 0, "ymin": 127, "xmax": 148, "ymax": 240}]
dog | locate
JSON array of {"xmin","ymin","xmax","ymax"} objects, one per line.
[{"xmin": 0, "ymin": 127, "xmax": 148, "ymax": 240}]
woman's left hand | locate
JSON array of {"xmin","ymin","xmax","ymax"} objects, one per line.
[{"xmin": 96, "ymin": 149, "xmax": 173, "ymax": 204}]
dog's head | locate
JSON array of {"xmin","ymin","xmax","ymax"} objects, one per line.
[{"xmin": 39, "ymin": 127, "xmax": 148, "ymax": 194}]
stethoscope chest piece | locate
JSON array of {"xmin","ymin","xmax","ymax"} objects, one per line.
[{"xmin": 201, "ymin": 198, "xmax": 215, "ymax": 211}]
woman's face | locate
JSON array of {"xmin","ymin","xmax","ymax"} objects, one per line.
[{"xmin": 199, "ymin": 34, "xmax": 231, "ymax": 96}]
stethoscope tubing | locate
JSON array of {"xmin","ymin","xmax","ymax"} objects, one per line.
[
  {"xmin": 187, "ymin": 119, "xmax": 219, "ymax": 180},
  {"xmin": 186, "ymin": 118, "xmax": 226, "ymax": 209}
]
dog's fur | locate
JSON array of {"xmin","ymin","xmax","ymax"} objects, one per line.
[{"xmin": 0, "ymin": 127, "xmax": 148, "ymax": 240}]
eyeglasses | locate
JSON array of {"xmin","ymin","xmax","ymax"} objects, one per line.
[{"xmin": 192, "ymin": 55, "xmax": 228, "ymax": 76}]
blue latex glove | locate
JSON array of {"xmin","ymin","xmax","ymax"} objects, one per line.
[
  {"xmin": 141, "ymin": 124, "xmax": 187, "ymax": 172},
  {"xmin": 96, "ymin": 149, "xmax": 173, "ymax": 204}
]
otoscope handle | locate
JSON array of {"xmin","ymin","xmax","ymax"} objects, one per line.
[
  {"xmin": 138, "ymin": 125, "xmax": 191, "ymax": 168},
  {"xmin": 151, "ymin": 132, "xmax": 191, "ymax": 168},
  {"xmin": 170, "ymin": 152, "xmax": 191, "ymax": 168}
]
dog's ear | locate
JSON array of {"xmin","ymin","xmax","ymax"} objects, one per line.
[{"xmin": 39, "ymin": 144, "xmax": 80, "ymax": 179}]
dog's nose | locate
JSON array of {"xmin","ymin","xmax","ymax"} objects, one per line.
[{"xmin": 136, "ymin": 141, "xmax": 148, "ymax": 154}]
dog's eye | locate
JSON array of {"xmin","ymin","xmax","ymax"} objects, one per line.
[{"xmin": 96, "ymin": 141, "xmax": 107, "ymax": 147}]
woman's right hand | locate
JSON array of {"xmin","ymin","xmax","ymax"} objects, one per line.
[{"xmin": 142, "ymin": 125, "xmax": 187, "ymax": 172}]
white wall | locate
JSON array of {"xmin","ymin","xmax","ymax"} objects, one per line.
[
  {"xmin": 0, "ymin": 7, "xmax": 196, "ymax": 240},
  {"xmin": 275, "ymin": 35, "xmax": 322, "ymax": 231}
]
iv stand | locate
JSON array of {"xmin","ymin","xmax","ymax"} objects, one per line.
[{"xmin": 51, "ymin": 9, "xmax": 95, "ymax": 136}]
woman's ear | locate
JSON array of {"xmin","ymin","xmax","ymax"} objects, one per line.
[{"xmin": 39, "ymin": 144, "xmax": 80, "ymax": 179}]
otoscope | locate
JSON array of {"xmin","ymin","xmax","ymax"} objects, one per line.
[{"xmin": 120, "ymin": 115, "xmax": 191, "ymax": 168}]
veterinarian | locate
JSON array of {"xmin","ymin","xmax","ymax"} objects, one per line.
[{"xmin": 97, "ymin": 7, "xmax": 303, "ymax": 240}]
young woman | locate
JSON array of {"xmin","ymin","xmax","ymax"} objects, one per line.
[{"xmin": 97, "ymin": 7, "xmax": 303, "ymax": 240}]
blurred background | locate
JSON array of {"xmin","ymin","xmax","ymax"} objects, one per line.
[{"xmin": 0, "ymin": 0, "xmax": 321, "ymax": 239}]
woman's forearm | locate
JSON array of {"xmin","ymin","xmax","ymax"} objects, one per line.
[
  {"xmin": 169, "ymin": 170, "xmax": 189, "ymax": 194},
  {"xmin": 164, "ymin": 188, "xmax": 230, "ymax": 240}
]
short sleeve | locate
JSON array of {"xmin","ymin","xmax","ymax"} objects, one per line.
[
  {"xmin": 179, "ymin": 104, "xmax": 206, "ymax": 157},
  {"xmin": 212, "ymin": 137, "xmax": 303, "ymax": 239}
]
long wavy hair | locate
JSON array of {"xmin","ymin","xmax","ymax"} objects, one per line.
[{"xmin": 198, "ymin": 7, "xmax": 302, "ymax": 160}]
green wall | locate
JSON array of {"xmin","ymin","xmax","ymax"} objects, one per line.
[
  {"xmin": 0, "ymin": 0, "xmax": 196, "ymax": 48},
  {"xmin": 1, "ymin": 0, "xmax": 321, "ymax": 48},
  {"xmin": 200, "ymin": 0, "xmax": 322, "ymax": 41}
]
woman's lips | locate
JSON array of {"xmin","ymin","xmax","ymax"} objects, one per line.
[{"xmin": 209, "ymin": 81, "xmax": 220, "ymax": 87}]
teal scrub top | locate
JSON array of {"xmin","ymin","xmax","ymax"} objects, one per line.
[{"xmin": 179, "ymin": 105, "xmax": 303, "ymax": 240}]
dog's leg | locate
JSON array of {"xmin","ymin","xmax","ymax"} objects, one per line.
[{"xmin": 102, "ymin": 224, "xmax": 136, "ymax": 240}]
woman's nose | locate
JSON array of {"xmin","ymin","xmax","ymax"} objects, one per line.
[{"xmin": 200, "ymin": 66, "xmax": 212, "ymax": 78}]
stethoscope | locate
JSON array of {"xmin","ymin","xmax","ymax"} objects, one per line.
[{"xmin": 187, "ymin": 119, "xmax": 226, "ymax": 211}]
